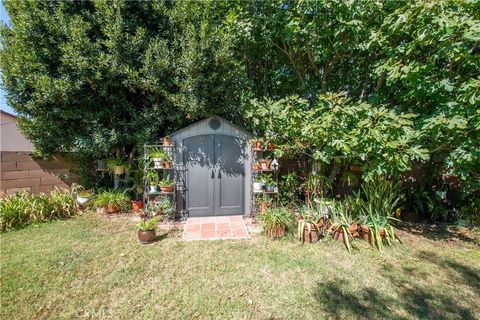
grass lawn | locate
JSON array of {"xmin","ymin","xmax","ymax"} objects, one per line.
[{"xmin": 1, "ymin": 213, "xmax": 479, "ymax": 319}]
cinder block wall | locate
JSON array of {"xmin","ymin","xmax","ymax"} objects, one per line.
[{"xmin": 0, "ymin": 152, "xmax": 73, "ymax": 194}]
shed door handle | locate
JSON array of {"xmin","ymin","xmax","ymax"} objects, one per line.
[
  {"xmin": 218, "ymin": 170, "xmax": 221, "ymax": 179},
  {"xmin": 211, "ymin": 169, "xmax": 215, "ymax": 178}
]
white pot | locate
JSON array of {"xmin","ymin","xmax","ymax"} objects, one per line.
[
  {"xmin": 149, "ymin": 186, "xmax": 158, "ymax": 193},
  {"xmin": 253, "ymin": 182, "xmax": 265, "ymax": 192},
  {"xmin": 152, "ymin": 158, "xmax": 164, "ymax": 169},
  {"xmin": 76, "ymin": 196, "xmax": 91, "ymax": 206},
  {"xmin": 114, "ymin": 166, "xmax": 125, "ymax": 175}
]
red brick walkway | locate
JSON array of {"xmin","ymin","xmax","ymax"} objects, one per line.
[{"xmin": 183, "ymin": 216, "xmax": 250, "ymax": 241}]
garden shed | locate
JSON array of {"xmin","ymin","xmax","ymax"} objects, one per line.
[{"xmin": 171, "ymin": 116, "xmax": 252, "ymax": 217}]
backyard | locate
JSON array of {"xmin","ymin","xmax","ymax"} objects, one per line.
[{"xmin": 1, "ymin": 213, "xmax": 479, "ymax": 319}]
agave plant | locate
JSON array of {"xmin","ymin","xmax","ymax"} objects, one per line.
[{"xmin": 328, "ymin": 200, "xmax": 354, "ymax": 252}]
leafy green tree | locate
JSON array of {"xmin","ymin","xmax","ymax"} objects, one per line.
[{"xmin": 0, "ymin": 0, "xmax": 245, "ymax": 156}]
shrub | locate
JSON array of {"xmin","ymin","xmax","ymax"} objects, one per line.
[
  {"xmin": 0, "ymin": 189, "xmax": 79, "ymax": 232},
  {"xmin": 259, "ymin": 207, "xmax": 293, "ymax": 238},
  {"xmin": 93, "ymin": 190, "xmax": 130, "ymax": 211}
]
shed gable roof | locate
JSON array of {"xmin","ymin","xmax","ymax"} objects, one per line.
[{"xmin": 170, "ymin": 116, "xmax": 252, "ymax": 140}]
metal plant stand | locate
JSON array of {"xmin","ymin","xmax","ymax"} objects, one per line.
[
  {"xmin": 250, "ymin": 143, "xmax": 279, "ymax": 221},
  {"xmin": 143, "ymin": 142, "xmax": 187, "ymax": 222}
]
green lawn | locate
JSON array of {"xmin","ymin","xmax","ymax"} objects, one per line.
[{"xmin": 1, "ymin": 213, "xmax": 479, "ymax": 319}]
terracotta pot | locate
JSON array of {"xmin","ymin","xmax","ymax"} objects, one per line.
[
  {"xmin": 138, "ymin": 230, "xmax": 156, "ymax": 244},
  {"xmin": 259, "ymin": 160, "xmax": 271, "ymax": 170},
  {"xmin": 163, "ymin": 161, "xmax": 172, "ymax": 169},
  {"xmin": 302, "ymin": 225, "xmax": 320, "ymax": 243},
  {"xmin": 359, "ymin": 225, "xmax": 386, "ymax": 244},
  {"xmin": 332, "ymin": 230, "xmax": 346, "ymax": 241},
  {"xmin": 160, "ymin": 185, "xmax": 174, "ymax": 193},
  {"xmin": 253, "ymin": 162, "xmax": 261, "ymax": 171},
  {"xmin": 267, "ymin": 143, "xmax": 275, "ymax": 151},
  {"xmin": 252, "ymin": 140, "xmax": 263, "ymax": 150},
  {"xmin": 266, "ymin": 226, "xmax": 285, "ymax": 239},
  {"xmin": 114, "ymin": 166, "xmax": 125, "ymax": 175},
  {"xmin": 104, "ymin": 204, "xmax": 120, "ymax": 214},
  {"xmin": 163, "ymin": 137, "xmax": 172, "ymax": 146},
  {"xmin": 132, "ymin": 200, "xmax": 144, "ymax": 212},
  {"xmin": 260, "ymin": 202, "xmax": 272, "ymax": 213}
]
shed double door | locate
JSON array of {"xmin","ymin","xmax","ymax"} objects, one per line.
[{"xmin": 184, "ymin": 134, "xmax": 246, "ymax": 216}]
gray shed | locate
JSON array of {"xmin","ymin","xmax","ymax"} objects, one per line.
[{"xmin": 171, "ymin": 116, "xmax": 252, "ymax": 217}]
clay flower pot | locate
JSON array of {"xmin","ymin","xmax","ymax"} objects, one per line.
[
  {"xmin": 163, "ymin": 161, "xmax": 172, "ymax": 169},
  {"xmin": 359, "ymin": 225, "xmax": 386, "ymax": 244},
  {"xmin": 259, "ymin": 160, "xmax": 271, "ymax": 170},
  {"xmin": 303, "ymin": 224, "xmax": 320, "ymax": 243},
  {"xmin": 253, "ymin": 162, "xmax": 261, "ymax": 171},
  {"xmin": 252, "ymin": 140, "xmax": 263, "ymax": 150},
  {"xmin": 104, "ymin": 204, "xmax": 120, "ymax": 214},
  {"xmin": 267, "ymin": 143, "xmax": 275, "ymax": 151},
  {"xmin": 260, "ymin": 201, "xmax": 271, "ymax": 213},
  {"xmin": 138, "ymin": 230, "xmax": 156, "ymax": 244},
  {"xmin": 160, "ymin": 185, "xmax": 174, "ymax": 193},
  {"xmin": 266, "ymin": 226, "xmax": 285, "ymax": 239},
  {"xmin": 163, "ymin": 137, "xmax": 172, "ymax": 146},
  {"xmin": 132, "ymin": 200, "xmax": 144, "ymax": 212}
]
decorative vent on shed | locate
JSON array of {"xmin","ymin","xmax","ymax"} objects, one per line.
[{"xmin": 208, "ymin": 118, "xmax": 221, "ymax": 131}]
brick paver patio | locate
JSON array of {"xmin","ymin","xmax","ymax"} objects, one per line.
[{"xmin": 182, "ymin": 216, "xmax": 250, "ymax": 241}]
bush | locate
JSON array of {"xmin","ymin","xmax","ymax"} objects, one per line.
[
  {"xmin": 93, "ymin": 190, "xmax": 130, "ymax": 211},
  {"xmin": 0, "ymin": 189, "xmax": 79, "ymax": 232}
]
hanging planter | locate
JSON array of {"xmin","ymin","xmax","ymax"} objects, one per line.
[{"xmin": 107, "ymin": 158, "xmax": 128, "ymax": 176}]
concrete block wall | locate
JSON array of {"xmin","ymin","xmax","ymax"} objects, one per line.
[{"xmin": 0, "ymin": 152, "xmax": 72, "ymax": 194}]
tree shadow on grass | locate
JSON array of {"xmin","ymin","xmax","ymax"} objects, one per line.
[
  {"xmin": 314, "ymin": 253, "xmax": 478, "ymax": 319},
  {"xmin": 395, "ymin": 222, "xmax": 479, "ymax": 245}
]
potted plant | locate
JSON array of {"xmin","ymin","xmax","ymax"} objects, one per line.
[
  {"xmin": 162, "ymin": 152, "xmax": 173, "ymax": 169},
  {"xmin": 93, "ymin": 190, "xmax": 130, "ymax": 214},
  {"xmin": 163, "ymin": 135, "xmax": 172, "ymax": 146},
  {"xmin": 262, "ymin": 175, "xmax": 276, "ymax": 192},
  {"xmin": 352, "ymin": 178, "xmax": 402, "ymax": 250},
  {"xmin": 155, "ymin": 196, "xmax": 173, "ymax": 215},
  {"xmin": 146, "ymin": 171, "xmax": 160, "ymax": 193},
  {"xmin": 137, "ymin": 216, "xmax": 161, "ymax": 244},
  {"xmin": 297, "ymin": 206, "xmax": 322, "ymax": 243},
  {"xmin": 250, "ymin": 138, "xmax": 264, "ymax": 150},
  {"xmin": 107, "ymin": 157, "xmax": 128, "ymax": 176},
  {"xmin": 256, "ymin": 196, "xmax": 272, "ymax": 213},
  {"xmin": 259, "ymin": 158, "xmax": 271, "ymax": 170},
  {"xmin": 253, "ymin": 162, "xmax": 261, "ymax": 171},
  {"xmin": 259, "ymin": 207, "xmax": 292, "ymax": 239},
  {"xmin": 159, "ymin": 178, "xmax": 174, "ymax": 193},
  {"xmin": 124, "ymin": 167, "xmax": 145, "ymax": 212},
  {"xmin": 328, "ymin": 200, "xmax": 356, "ymax": 252},
  {"xmin": 267, "ymin": 142, "xmax": 275, "ymax": 151},
  {"xmin": 149, "ymin": 148, "xmax": 166, "ymax": 169},
  {"xmin": 253, "ymin": 179, "xmax": 265, "ymax": 192}
]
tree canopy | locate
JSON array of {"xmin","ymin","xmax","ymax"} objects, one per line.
[{"xmin": 1, "ymin": 0, "xmax": 479, "ymax": 200}]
